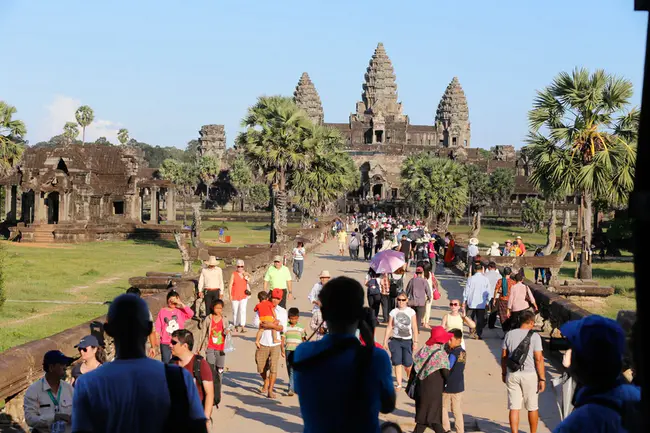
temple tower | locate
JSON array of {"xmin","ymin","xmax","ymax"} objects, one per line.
[
  {"xmin": 293, "ymin": 72, "xmax": 324, "ymax": 125},
  {"xmin": 198, "ymin": 125, "xmax": 226, "ymax": 160},
  {"xmin": 435, "ymin": 77, "xmax": 471, "ymax": 148}
]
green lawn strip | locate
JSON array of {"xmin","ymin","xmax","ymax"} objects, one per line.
[
  {"xmin": 200, "ymin": 221, "xmax": 301, "ymax": 247},
  {"xmin": 447, "ymin": 224, "xmax": 551, "ymax": 248}
]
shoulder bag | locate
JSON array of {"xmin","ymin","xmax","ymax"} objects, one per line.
[
  {"xmin": 405, "ymin": 349, "xmax": 440, "ymax": 400},
  {"xmin": 506, "ymin": 330, "xmax": 535, "ymax": 372}
]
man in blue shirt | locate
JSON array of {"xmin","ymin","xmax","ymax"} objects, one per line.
[
  {"xmin": 462, "ymin": 261, "xmax": 491, "ymax": 339},
  {"xmin": 443, "ymin": 328, "xmax": 466, "ymax": 433},
  {"xmin": 554, "ymin": 315, "xmax": 641, "ymax": 433}
]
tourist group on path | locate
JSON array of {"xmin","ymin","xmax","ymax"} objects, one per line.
[{"xmin": 22, "ymin": 212, "xmax": 641, "ymax": 433}]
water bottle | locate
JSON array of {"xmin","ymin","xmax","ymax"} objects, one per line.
[{"xmin": 51, "ymin": 420, "xmax": 66, "ymax": 433}]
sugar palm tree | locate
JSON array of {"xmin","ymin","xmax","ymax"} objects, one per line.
[
  {"xmin": 527, "ymin": 68, "xmax": 637, "ymax": 278},
  {"xmin": 0, "ymin": 101, "xmax": 26, "ymax": 176},
  {"xmin": 75, "ymin": 105, "xmax": 94, "ymax": 145},
  {"xmin": 237, "ymin": 96, "xmax": 314, "ymax": 229},
  {"xmin": 62, "ymin": 122, "xmax": 79, "ymax": 145},
  {"xmin": 117, "ymin": 128, "xmax": 129, "ymax": 146}
]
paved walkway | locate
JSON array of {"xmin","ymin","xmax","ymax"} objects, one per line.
[{"xmin": 211, "ymin": 239, "xmax": 562, "ymax": 433}]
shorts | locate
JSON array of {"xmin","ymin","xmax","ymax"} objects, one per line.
[
  {"xmin": 338, "ymin": 242, "xmax": 346, "ymax": 250},
  {"xmin": 255, "ymin": 344, "xmax": 281, "ymax": 375},
  {"xmin": 506, "ymin": 371, "xmax": 539, "ymax": 411},
  {"xmin": 388, "ymin": 338, "xmax": 413, "ymax": 367}
]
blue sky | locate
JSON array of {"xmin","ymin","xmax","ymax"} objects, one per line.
[{"xmin": 1, "ymin": 0, "xmax": 647, "ymax": 149}]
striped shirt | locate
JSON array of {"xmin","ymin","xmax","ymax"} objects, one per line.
[{"xmin": 284, "ymin": 323, "xmax": 307, "ymax": 351}]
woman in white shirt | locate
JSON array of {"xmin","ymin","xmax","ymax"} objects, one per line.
[
  {"xmin": 382, "ymin": 293, "xmax": 419, "ymax": 389},
  {"xmin": 292, "ymin": 241, "xmax": 306, "ymax": 282}
]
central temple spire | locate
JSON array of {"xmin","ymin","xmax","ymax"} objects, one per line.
[{"xmin": 355, "ymin": 43, "xmax": 405, "ymax": 122}]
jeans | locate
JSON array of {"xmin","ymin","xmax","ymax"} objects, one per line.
[
  {"xmin": 160, "ymin": 344, "xmax": 172, "ymax": 364},
  {"xmin": 413, "ymin": 305, "xmax": 426, "ymax": 329},
  {"xmin": 467, "ymin": 308, "xmax": 486, "ymax": 337},
  {"xmin": 293, "ymin": 260, "xmax": 304, "ymax": 280},
  {"xmin": 286, "ymin": 350, "xmax": 295, "ymax": 392},
  {"xmin": 380, "ymin": 294, "xmax": 393, "ymax": 323},
  {"xmin": 368, "ymin": 293, "xmax": 381, "ymax": 319},
  {"xmin": 204, "ymin": 289, "xmax": 221, "ymax": 317},
  {"xmin": 349, "ymin": 247, "xmax": 359, "ymax": 260},
  {"xmin": 534, "ymin": 268, "xmax": 546, "ymax": 283},
  {"xmin": 207, "ymin": 348, "xmax": 226, "ymax": 406},
  {"xmin": 413, "ymin": 423, "xmax": 445, "ymax": 433},
  {"xmin": 363, "ymin": 246, "xmax": 373, "ymax": 260},
  {"xmin": 231, "ymin": 298, "xmax": 248, "ymax": 328}
]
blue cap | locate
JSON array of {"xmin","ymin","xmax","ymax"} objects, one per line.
[
  {"xmin": 75, "ymin": 335, "xmax": 99, "ymax": 349},
  {"xmin": 43, "ymin": 350, "xmax": 75, "ymax": 366},
  {"xmin": 560, "ymin": 315, "xmax": 625, "ymax": 359}
]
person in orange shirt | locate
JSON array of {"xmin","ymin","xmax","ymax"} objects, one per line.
[{"xmin": 515, "ymin": 236, "xmax": 526, "ymax": 256}]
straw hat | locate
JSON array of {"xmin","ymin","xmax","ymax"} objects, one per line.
[
  {"xmin": 491, "ymin": 241, "xmax": 499, "ymax": 248},
  {"xmin": 469, "ymin": 237, "xmax": 479, "ymax": 246},
  {"xmin": 505, "ymin": 239, "xmax": 513, "ymax": 244},
  {"xmin": 319, "ymin": 270, "xmax": 331, "ymax": 278},
  {"xmin": 205, "ymin": 256, "xmax": 219, "ymax": 267},
  {"xmin": 516, "ymin": 236, "xmax": 522, "ymax": 240}
]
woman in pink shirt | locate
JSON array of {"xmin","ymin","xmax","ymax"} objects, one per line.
[
  {"xmin": 506, "ymin": 273, "xmax": 538, "ymax": 328},
  {"xmin": 155, "ymin": 290, "xmax": 194, "ymax": 363}
]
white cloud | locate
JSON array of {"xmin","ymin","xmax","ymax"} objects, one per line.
[{"xmin": 40, "ymin": 95, "xmax": 122, "ymax": 144}]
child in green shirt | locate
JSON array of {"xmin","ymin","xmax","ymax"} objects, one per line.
[{"xmin": 283, "ymin": 307, "xmax": 307, "ymax": 396}]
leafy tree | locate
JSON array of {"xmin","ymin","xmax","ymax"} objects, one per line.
[
  {"xmin": 401, "ymin": 154, "xmax": 468, "ymax": 231},
  {"xmin": 128, "ymin": 140, "xmax": 187, "ymax": 168},
  {"xmin": 160, "ymin": 159, "xmax": 198, "ymax": 224},
  {"xmin": 185, "ymin": 139, "xmax": 200, "ymax": 162},
  {"xmin": 212, "ymin": 170, "xmax": 236, "ymax": 211},
  {"xmin": 196, "ymin": 156, "xmax": 221, "ymax": 208},
  {"xmin": 249, "ymin": 183, "xmax": 270, "ymax": 210},
  {"xmin": 0, "ymin": 243, "xmax": 5, "ymax": 309},
  {"xmin": 478, "ymin": 148, "xmax": 492, "ymax": 159},
  {"xmin": 229, "ymin": 154, "xmax": 254, "ymax": 211},
  {"xmin": 75, "ymin": 105, "xmax": 94, "ymax": 145},
  {"xmin": 522, "ymin": 197, "xmax": 546, "ymax": 232},
  {"xmin": 0, "ymin": 101, "xmax": 26, "ymax": 176},
  {"xmin": 94, "ymin": 136, "xmax": 113, "ymax": 146},
  {"xmin": 33, "ymin": 135, "xmax": 67, "ymax": 148},
  {"xmin": 527, "ymin": 68, "xmax": 637, "ymax": 278},
  {"xmin": 237, "ymin": 96, "xmax": 314, "ymax": 231},
  {"xmin": 489, "ymin": 168, "xmax": 515, "ymax": 219},
  {"xmin": 63, "ymin": 122, "xmax": 79, "ymax": 145},
  {"xmin": 117, "ymin": 128, "xmax": 129, "ymax": 146},
  {"xmin": 465, "ymin": 164, "xmax": 490, "ymax": 237}
]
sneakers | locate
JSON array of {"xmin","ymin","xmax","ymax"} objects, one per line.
[{"xmin": 287, "ymin": 390, "xmax": 295, "ymax": 396}]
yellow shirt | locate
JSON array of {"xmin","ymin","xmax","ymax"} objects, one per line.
[
  {"xmin": 337, "ymin": 231, "xmax": 347, "ymax": 243},
  {"xmin": 264, "ymin": 265, "xmax": 292, "ymax": 290},
  {"xmin": 24, "ymin": 376, "xmax": 74, "ymax": 432}
]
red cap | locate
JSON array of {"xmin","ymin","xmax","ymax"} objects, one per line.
[
  {"xmin": 425, "ymin": 326, "xmax": 454, "ymax": 346},
  {"xmin": 271, "ymin": 288, "xmax": 284, "ymax": 300},
  {"xmin": 415, "ymin": 266, "xmax": 424, "ymax": 273}
]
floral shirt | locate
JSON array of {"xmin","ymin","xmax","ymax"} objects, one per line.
[{"xmin": 413, "ymin": 343, "xmax": 450, "ymax": 380}]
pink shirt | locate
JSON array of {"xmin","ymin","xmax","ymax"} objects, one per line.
[
  {"xmin": 155, "ymin": 306, "xmax": 194, "ymax": 344},
  {"xmin": 507, "ymin": 282, "xmax": 535, "ymax": 313}
]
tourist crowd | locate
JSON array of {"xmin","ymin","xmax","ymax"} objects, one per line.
[{"xmin": 21, "ymin": 212, "xmax": 640, "ymax": 433}]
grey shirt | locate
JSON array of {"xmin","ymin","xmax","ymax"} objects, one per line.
[
  {"xmin": 502, "ymin": 328, "xmax": 543, "ymax": 373},
  {"xmin": 406, "ymin": 277, "xmax": 430, "ymax": 307}
]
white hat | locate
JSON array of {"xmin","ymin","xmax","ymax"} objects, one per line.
[
  {"xmin": 319, "ymin": 270, "xmax": 331, "ymax": 278},
  {"xmin": 469, "ymin": 237, "xmax": 479, "ymax": 246},
  {"xmin": 516, "ymin": 236, "xmax": 522, "ymax": 240},
  {"xmin": 491, "ymin": 241, "xmax": 499, "ymax": 248},
  {"xmin": 236, "ymin": 259, "xmax": 245, "ymax": 266},
  {"xmin": 205, "ymin": 256, "xmax": 219, "ymax": 266}
]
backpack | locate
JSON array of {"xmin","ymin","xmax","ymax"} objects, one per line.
[
  {"xmin": 164, "ymin": 364, "xmax": 208, "ymax": 433},
  {"xmin": 367, "ymin": 278, "xmax": 381, "ymax": 296},
  {"xmin": 192, "ymin": 355, "xmax": 206, "ymax": 401},
  {"xmin": 507, "ymin": 330, "xmax": 535, "ymax": 372}
]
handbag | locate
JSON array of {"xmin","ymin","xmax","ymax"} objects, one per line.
[
  {"xmin": 433, "ymin": 287, "xmax": 441, "ymax": 301},
  {"xmin": 405, "ymin": 349, "xmax": 440, "ymax": 400}
]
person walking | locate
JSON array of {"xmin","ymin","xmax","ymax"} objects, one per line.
[
  {"xmin": 467, "ymin": 238, "xmax": 480, "ymax": 274},
  {"xmin": 379, "ymin": 272, "xmax": 393, "ymax": 324},
  {"xmin": 506, "ymin": 273, "xmax": 538, "ymax": 329},
  {"xmin": 263, "ymin": 255, "xmax": 293, "ymax": 309},
  {"xmin": 501, "ymin": 311, "xmax": 545, "ymax": 433},
  {"xmin": 171, "ymin": 329, "xmax": 214, "ymax": 424},
  {"xmin": 337, "ymin": 229, "xmax": 348, "ymax": 256},
  {"xmin": 283, "ymin": 307, "xmax": 307, "ymax": 397},
  {"xmin": 383, "ymin": 293, "xmax": 419, "ymax": 389},
  {"xmin": 228, "ymin": 259, "xmax": 250, "ymax": 333},
  {"xmin": 494, "ymin": 267, "xmax": 516, "ymax": 334},
  {"xmin": 362, "ymin": 227, "xmax": 375, "ymax": 260},
  {"xmin": 292, "ymin": 241, "xmax": 306, "ymax": 282},
  {"xmin": 293, "ymin": 277, "xmax": 396, "ymax": 433},
  {"xmin": 24, "ymin": 350, "xmax": 75, "ymax": 433},
  {"xmin": 195, "ymin": 299, "xmax": 230, "ymax": 408},
  {"xmin": 421, "ymin": 262, "xmax": 437, "ymax": 329},
  {"xmin": 198, "ymin": 256, "xmax": 225, "ymax": 319},
  {"xmin": 444, "ymin": 233, "xmax": 456, "ymax": 266},
  {"xmin": 349, "ymin": 229, "xmax": 361, "ymax": 260},
  {"xmin": 71, "ymin": 335, "xmax": 105, "ymax": 386},
  {"xmin": 462, "ymin": 261, "xmax": 491, "ymax": 339},
  {"xmin": 533, "ymin": 248, "xmax": 545, "ymax": 283},
  {"xmin": 72, "ymin": 294, "xmax": 207, "ymax": 433},
  {"xmin": 441, "ymin": 300, "xmax": 476, "ymax": 350},
  {"xmin": 442, "ymin": 329, "xmax": 466, "ymax": 433},
  {"xmin": 411, "ymin": 326, "xmax": 452, "ymax": 433},
  {"xmin": 366, "ymin": 268, "xmax": 383, "ymax": 320},
  {"xmin": 155, "ymin": 290, "xmax": 194, "ymax": 363},
  {"xmin": 253, "ymin": 289, "xmax": 287, "ymax": 399},
  {"xmin": 405, "ymin": 266, "xmax": 431, "ymax": 327},
  {"xmin": 308, "ymin": 270, "xmax": 331, "ymax": 313}
]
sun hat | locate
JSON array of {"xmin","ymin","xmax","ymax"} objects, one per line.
[
  {"xmin": 273, "ymin": 255, "xmax": 282, "ymax": 263},
  {"xmin": 415, "ymin": 266, "xmax": 424, "ymax": 273},
  {"xmin": 319, "ymin": 270, "xmax": 331, "ymax": 278},
  {"xmin": 516, "ymin": 236, "xmax": 522, "ymax": 240},
  {"xmin": 205, "ymin": 256, "xmax": 219, "ymax": 267},
  {"xmin": 491, "ymin": 241, "xmax": 499, "ymax": 248},
  {"xmin": 236, "ymin": 259, "xmax": 245, "ymax": 267},
  {"xmin": 560, "ymin": 315, "xmax": 625, "ymax": 360},
  {"xmin": 505, "ymin": 239, "xmax": 512, "ymax": 244},
  {"xmin": 469, "ymin": 237, "xmax": 479, "ymax": 246},
  {"xmin": 425, "ymin": 326, "xmax": 454, "ymax": 346},
  {"xmin": 271, "ymin": 288, "xmax": 284, "ymax": 300},
  {"xmin": 43, "ymin": 350, "xmax": 75, "ymax": 366},
  {"xmin": 75, "ymin": 335, "xmax": 99, "ymax": 349}
]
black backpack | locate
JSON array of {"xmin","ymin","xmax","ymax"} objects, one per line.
[
  {"xmin": 164, "ymin": 364, "xmax": 208, "ymax": 433},
  {"xmin": 367, "ymin": 278, "xmax": 381, "ymax": 296},
  {"xmin": 507, "ymin": 330, "xmax": 534, "ymax": 372}
]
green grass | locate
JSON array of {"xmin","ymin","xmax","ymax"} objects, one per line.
[
  {"xmin": 448, "ymin": 224, "xmax": 551, "ymax": 248},
  {"xmin": 200, "ymin": 221, "xmax": 301, "ymax": 247},
  {"xmin": 0, "ymin": 240, "xmax": 182, "ymax": 352}
]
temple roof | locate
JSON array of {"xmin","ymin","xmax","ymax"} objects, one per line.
[
  {"xmin": 356, "ymin": 43, "xmax": 405, "ymax": 120},
  {"xmin": 435, "ymin": 77, "xmax": 469, "ymax": 125},
  {"xmin": 293, "ymin": 72, "xmax": 324, "ymax": 125}
]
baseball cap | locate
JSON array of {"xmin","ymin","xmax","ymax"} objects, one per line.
[
  {"xmin": 43, "ymin": 350, "xmax": 75, "ymax": 366},
  {"xmin": 273, "ymin": 255, "xmax": 282, "ymax": 263},
  {"xmin": 75, "ymin": 335, "xmax": 99, "ymax": 349},
  {"xmin": 271, "ymin": 288, "xmax": 284, "ymax": 300},
  {"xmin": 560, "ymin": 315, "xmax": 625, "ymax": 359},
  {"xmin": 415, "ymin": 266, "xmax": 424, "ymax": 273}
]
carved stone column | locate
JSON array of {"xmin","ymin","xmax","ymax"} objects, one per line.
[
  {"xmin": 34, "ymin": 191, "xmax": 45, "ymax": 223},
  {"xmin": 4, "ymin": 185, "xmax": 12, "ymax": 222},
  {"xmin": 167, "ymin": 188, "xmax": 176, "ymax": 223},
  {"xmin": 150, "ymin": 186, "xmax": 159, "ymax": 224}
]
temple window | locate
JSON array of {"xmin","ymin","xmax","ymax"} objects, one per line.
[
  {"xmin": 375, "ymin": 130, "xmax": 383, "ymax": 143},
  {"xmin": 452, "ymin": 137, "xmax": 458, "ymax": 146},
  {"xmin": 439, "ymin": 139, "xmax": 444, "ymax": 146},
  {"xmin": 113, "ymin": 201, "xmax": 125, "ymax": 215},
  {"xmin": 464, "ymin": 140, "xmax": 468, "ymax": 146}
]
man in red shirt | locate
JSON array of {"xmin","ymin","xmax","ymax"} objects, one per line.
[{"xmin": 171, "ymin": 329, "xmax": 214, "ymax": 429}]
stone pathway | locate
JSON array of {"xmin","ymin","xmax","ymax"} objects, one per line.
[{"xmin": 211, "ymin": 239, "xmax": 562, "ymax": 433}]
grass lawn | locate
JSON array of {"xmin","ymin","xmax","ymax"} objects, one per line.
[
  {"xmin": 448, "ymin": 224, "xmax": 551, "ymax": 248},
  {"xmin": 200, "ymin": 221, "xmax": 301, "ymax": 247},
  {"xmin": 0, "ymin": 240, "xmax": 182, "ymax": 352}
]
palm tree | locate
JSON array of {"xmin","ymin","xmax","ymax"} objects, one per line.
[
  {"xmin": 63, "ymin": 122, "xmax": 79, "ymax": 145},
  {"xmin": 75, "ymin": 105, "xmax": 94, "ymax": 145},
  {"xmin": 117, "ymin": 128, "xmax": 129, "ymax": 146},
  {"xmin": 401, "ymin": 154, "xmax": 468, "ymax": 231},
  {"xmin": 237, "ymin": 96, "xmax": 314, "ymax": 230},
  {"xmin": 0, "ymin": 101, "xmax": 26, "ymax": 176},
  {"xmin": 527, "ymin": 69, "xmax": 637, "ymax": 278}
]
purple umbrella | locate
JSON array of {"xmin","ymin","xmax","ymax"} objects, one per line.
[{"xmin": 370, "ymin": 250, "xmax": 406, "ymax": 274}]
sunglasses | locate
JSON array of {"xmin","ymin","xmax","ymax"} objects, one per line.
[
  {"xmin": 237, "ymin": 266, "xmax": 244, "ymax": 268},
  {"xmin": 78, "ymin": 347, "xmax": 93, "ymax": 353},
  {"xmin": 397, "ymin": 298, "xmax": 408, "ymax": 302},
  {"xmin": 449, "ymin": 303, "xmax": 459, "ymax": 306},
  {"xmin": 170, "ymin": 340, "xmax": 179, "ymax": 346}
]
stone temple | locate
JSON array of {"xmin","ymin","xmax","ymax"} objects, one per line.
[{"xmin": 293, "ymin": 42, "xmax": 578, "ymax": 212}]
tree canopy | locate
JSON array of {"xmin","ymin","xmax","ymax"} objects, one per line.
[
  {"xmin": 0, "ymin": 101, "xmax": 26, "ymax": 176},
  {"xmin": 489, "ymin": 168, "xmax": 515, "ymax": 218},
  {"xmin": 75, "ymin": 105, "xmax": 94, "ymax": 145}
]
